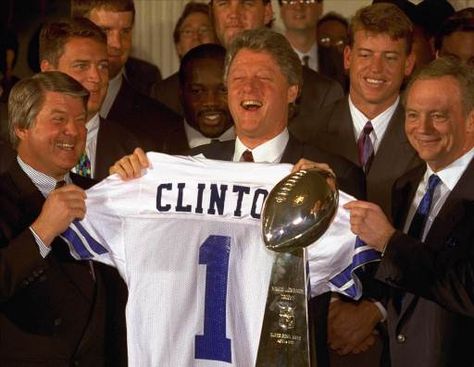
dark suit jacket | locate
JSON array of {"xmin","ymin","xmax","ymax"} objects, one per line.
[
  {"xmin": 189, "ymin": 134, "xmax": 365, "ymax": 199},
  {"xmin": 150, "ymin": 72, "xmax": 182, "ymax": 116},
  {"xmin": 289, "ymin": 67, "xmax": 344, "ymax": 128},
  {"xmin": 124, "ymin": 57, "xmax": 162, "ymax": 97},
  {"xmin": 106, "ymin": 77, "xmax": 188, "ymax": 154},
  {"xmin": 291, "ymin": 98, "xmax": 422, "ymax": 217},
  {"xmin": 94, "ymin": 117, "xmax": 141, "ymax": 181},
  {"xmin": 0, "ymin": 138, "xmax": 14, "ymax": 173},
  {"xmin": 0, "ymin": 161, "xmax": 127, "ymax": 366},
  {"xmin": 376, "ymin": 159, "xmax": 474, "ymax": 367}
]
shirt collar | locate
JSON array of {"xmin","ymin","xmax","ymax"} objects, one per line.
[
  {"xmin": 348, "ymin": 95, "xmax": 399, "ymax": 147},
  {"xmin": 425, "ymin": 147, "xmax": 474, "ymax": 191},
  {"xmin": 233, "ymin": 128, "xmax": 290, "ymax": 163},
  {"xmin": 100, "ymin": 69, "xmax": 123, "ymax": 118},
  {"xmin": 184, "ymin": 120, "xmax": 235, "ymax": 149},
  {"xmin": 17, "ymin": 156, "xmax": 70, "ymax": 197}
]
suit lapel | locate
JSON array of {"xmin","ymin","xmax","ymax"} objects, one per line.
[
  {"xmin": 368, "ymin": 103, "xmax": 413, "ymax": 179},
  {"xmin": 281, "ymin": 135, "xmax": 304, "ymax": 164},
  {"xmin": 325, "ymin": 100, "xmax": 359, "ymax": 165},
  {"xmin": 424, "ymin": 158, "xmax": 474, "ymax": 251}
]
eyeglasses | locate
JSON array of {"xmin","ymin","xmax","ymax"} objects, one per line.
[
  {"xmin": 179, "ymin": 26, "xmax": 213, "ymax": 39},
  {"xmin": 318, "ymin": 36, "xmax": 347, "ymax": 49},
  {"xmin": 281, "ymin": 0, "xmax": 319, "ymax": 5}
]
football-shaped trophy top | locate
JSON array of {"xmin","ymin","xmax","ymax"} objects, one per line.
[{"xmin": 262, "ymin": 168, "xmax": 338, "ymax": 252}]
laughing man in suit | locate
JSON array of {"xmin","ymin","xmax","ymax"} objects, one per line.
[
  {"xmin": 0, "ymin": 71, "xmax": 127, "ymax": 366},
  {"xmin": 346, "ymin": 57, "xmax": 474, "ymax": 367}
]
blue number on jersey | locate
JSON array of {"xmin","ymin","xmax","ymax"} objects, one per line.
[{"xmin": 195, "ymin": 235, "xmax": 232, "ymax": 363}]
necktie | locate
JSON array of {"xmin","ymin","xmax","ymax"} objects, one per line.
[
  {"xmin": 357, "ymin": 121, "xmax": 374, "ymax": 173},
  {"xmin": 395, "ymin": 174, "xmax": 441, "ymax": 313},
  {"xmin": 241, "ymin": 150, "xmax": 254, "ymax": 162},
  {"xmin": 76, "ymin": 152, "xmax": 91, "ymax": 178},
  {"xmin": 408, "ymin": 174, "xmax": 441, "ymax": 240},
  {"xmin": 302, "ymin": 55, "xmax": 310, "ymax": 68}
]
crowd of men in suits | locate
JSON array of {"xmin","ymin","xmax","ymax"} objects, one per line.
[{"xmin": 0, "ymin": 0, "xmax": 474, "ymax": 366}]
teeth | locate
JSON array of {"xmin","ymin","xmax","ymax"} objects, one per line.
[
  {"xmin": 57, "ymin": 143, "xmax": 74, "ymax": 150},
  {"xmin": 241, "ymin": 100, "xmax": 263, "ymax": 110},
  {"xmin": 203, "ymin": 113, "xmax": 220, "ymax": 121},
  {"xmin": 366, "ymin": 78, "xmax": 384, "ymax": 85}
]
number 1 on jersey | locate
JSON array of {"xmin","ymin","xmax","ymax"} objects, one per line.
[{"xmin": 195, "ymin": 235, "xmax": 232, "ymax": 363}]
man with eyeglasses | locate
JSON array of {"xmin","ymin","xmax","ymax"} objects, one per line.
[
  {"xmin": 151, "ymin": 1, "xmax": 218, "ymax": 115},
  {"xmin": 279, "ymin": 0, "xmax": 322, "ymax": 73}
]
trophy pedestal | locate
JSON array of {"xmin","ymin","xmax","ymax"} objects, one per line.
[{"xmin": 256, "ymin": 248, "xmax": 316, "ymax": 366}]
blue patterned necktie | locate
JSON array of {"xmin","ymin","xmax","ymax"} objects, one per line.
[
  {"xmin": 395, "ymin": 174, "xmax": 441, "ymax": 313},
  {"xmin": 408, "ymin": 174, "xmax": 441, "ymax": 240},
  {"xmin": 76, "ymin": 152, "xmax": 91, "ymax": 178},
  {"xmin": 357, "ymin": 121, "xmax": 374, "ymax": 173}
]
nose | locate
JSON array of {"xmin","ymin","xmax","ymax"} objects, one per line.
[
  {"xmin": 228, "ymin": 2, "xmax": 241, "ymax": 20},
  {"xmin": 108, "ymin": 30, "xmax": 122, "ymax": 50},
  {"xmin": 202, "ymin": 89, "xmax": 218, "ymax": 108},
  {"xmin": 87, "ymin": 64, "xmax": 102, "ymax": 83},
  {"xmin": 370, "ymin": 54, "xmax": 384, "ymax": 73},
  {"xmin": 64, "ymin": 118, "xmax": 82, "ymax": 137}
]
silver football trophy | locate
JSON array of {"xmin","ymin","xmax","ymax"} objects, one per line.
[{"xmin": 256, "ymin": 169, "xmax": 338, "ymax": 366}]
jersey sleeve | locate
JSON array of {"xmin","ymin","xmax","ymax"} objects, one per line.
[{"xmin": 307, "ymin": 191, "xmax": 380, "ymax": 300}]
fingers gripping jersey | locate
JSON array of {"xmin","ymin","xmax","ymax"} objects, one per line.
[{"xmin": 61, "ymin": 153, "xmax": 379, "ymax": 366}]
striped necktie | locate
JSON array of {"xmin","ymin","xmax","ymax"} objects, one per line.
[{"xmin": 357, "ymin": 121, "xmax": 374, "ymax": 173}]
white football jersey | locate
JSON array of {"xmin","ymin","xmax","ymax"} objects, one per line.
[{"xmin": 62, "ymin": 153, "xmax": 379, "ymax": 367}]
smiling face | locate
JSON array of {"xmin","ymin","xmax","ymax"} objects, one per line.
[
  {"xmin": 41, "ymin": 37, "xmax": 109, "ymax": 117},
  {"xmin": 89, "ymin": 8, "xmax": 133, "ymax": 79},
  {"xmin": 405, "ymin": 76, "xmax": 474, "ymax": 172},
  {"xmin": 227, "ymin": 48, "xmax": 298, "ymax": 148},
  {"xmin": 16, "ymin": 91, "xmax": 87, "ymax": 179},
  {"xmin": 212, "ymin": 0, "xmax": 273, "ymax": 49},
  {"xmin": 345, "ymin": 30, "xmax": 415, "ymax": 118},
  {"xmin": 181, "ymin": 57, "xmax": 232, "ymax": 138}
]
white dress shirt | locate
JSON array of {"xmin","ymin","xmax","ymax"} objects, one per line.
[
  {"xmin": 232, "ymin": 129, "xmax": 290, "ymax": 163},
  {"xmin": 100, "ymin": 70, "xmax": 122, "ymax": 118},
  {"xmin": 184, "ymin": 120, "xmax": 235, "ymax": 149},
  {"xmin": 404, "ymin": 148, "xmax": 474, "ymax": 241},
  {"xmin": 349, "ymin": 96, "xmax": 399, "ymax": 153},
  {"xmin": 293, "ymin": 42, "xmax": 319, "ymax": 72}
]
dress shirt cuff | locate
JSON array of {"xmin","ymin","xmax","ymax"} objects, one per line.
[
  {"xmin": 371, "ymin": 300, "xmax": 387, "ymax": 322},
  {"xmin": 29, "ymin": 226, "xmax": 51, "ymax": 258}
]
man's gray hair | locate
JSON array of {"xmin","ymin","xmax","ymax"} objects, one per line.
[
  {"xmin": 403, "ymin": 57, "xmax": 474, "ymax": 117},
  {"xmin": 8, "ymin": 71, "xmax": 89, "ymax": 147},
  {"xmin": 224, "ymin": 28, "xmax": 303, "ymax": 92}
]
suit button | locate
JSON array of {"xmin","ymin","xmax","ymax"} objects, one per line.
[
  {"xmin": 54, "ymin": 318, "xmax": 62, "ymax": 326},
  {"xmin": 73, "ymin": 360, "xmax": 80, "ymax": 366},
  {"xmin": 397, "ymin": 334, "xmax": 406, "ymax": 343}
]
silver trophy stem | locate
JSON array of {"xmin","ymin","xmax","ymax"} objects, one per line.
[{"xmin": 256, "ymin": 248, "xmax": 316, "ymax": 366}]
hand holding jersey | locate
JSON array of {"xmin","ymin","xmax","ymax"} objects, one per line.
[{"xmin": 63, "ymin": 152, "xmax": 379, "ymax": 366}]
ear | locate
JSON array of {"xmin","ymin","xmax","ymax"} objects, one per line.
[
  {"xmin": 287, "ymin": 84, "xmax": 299, "ymax": 104},
  {"xmin": 15, "ymin": 126, "xmax": 28, "ymax": 142},
  {"xmin": 404, "ymin": 52, "xmax": 416, "ymax": 77},
  {"xmin": 343, "ymin": 45, "xmax": 352, "ymax": 70},
  {"xmin": 263, "ymin": 2, "xmax": 273, "ymax": 26},
  {"xmin": 40, "ymin": 60, "xmax": 54, "ymax": 72},
  {"xmin": 466, "ymin": 109, "xmax": 474, "ymax": 133}
]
